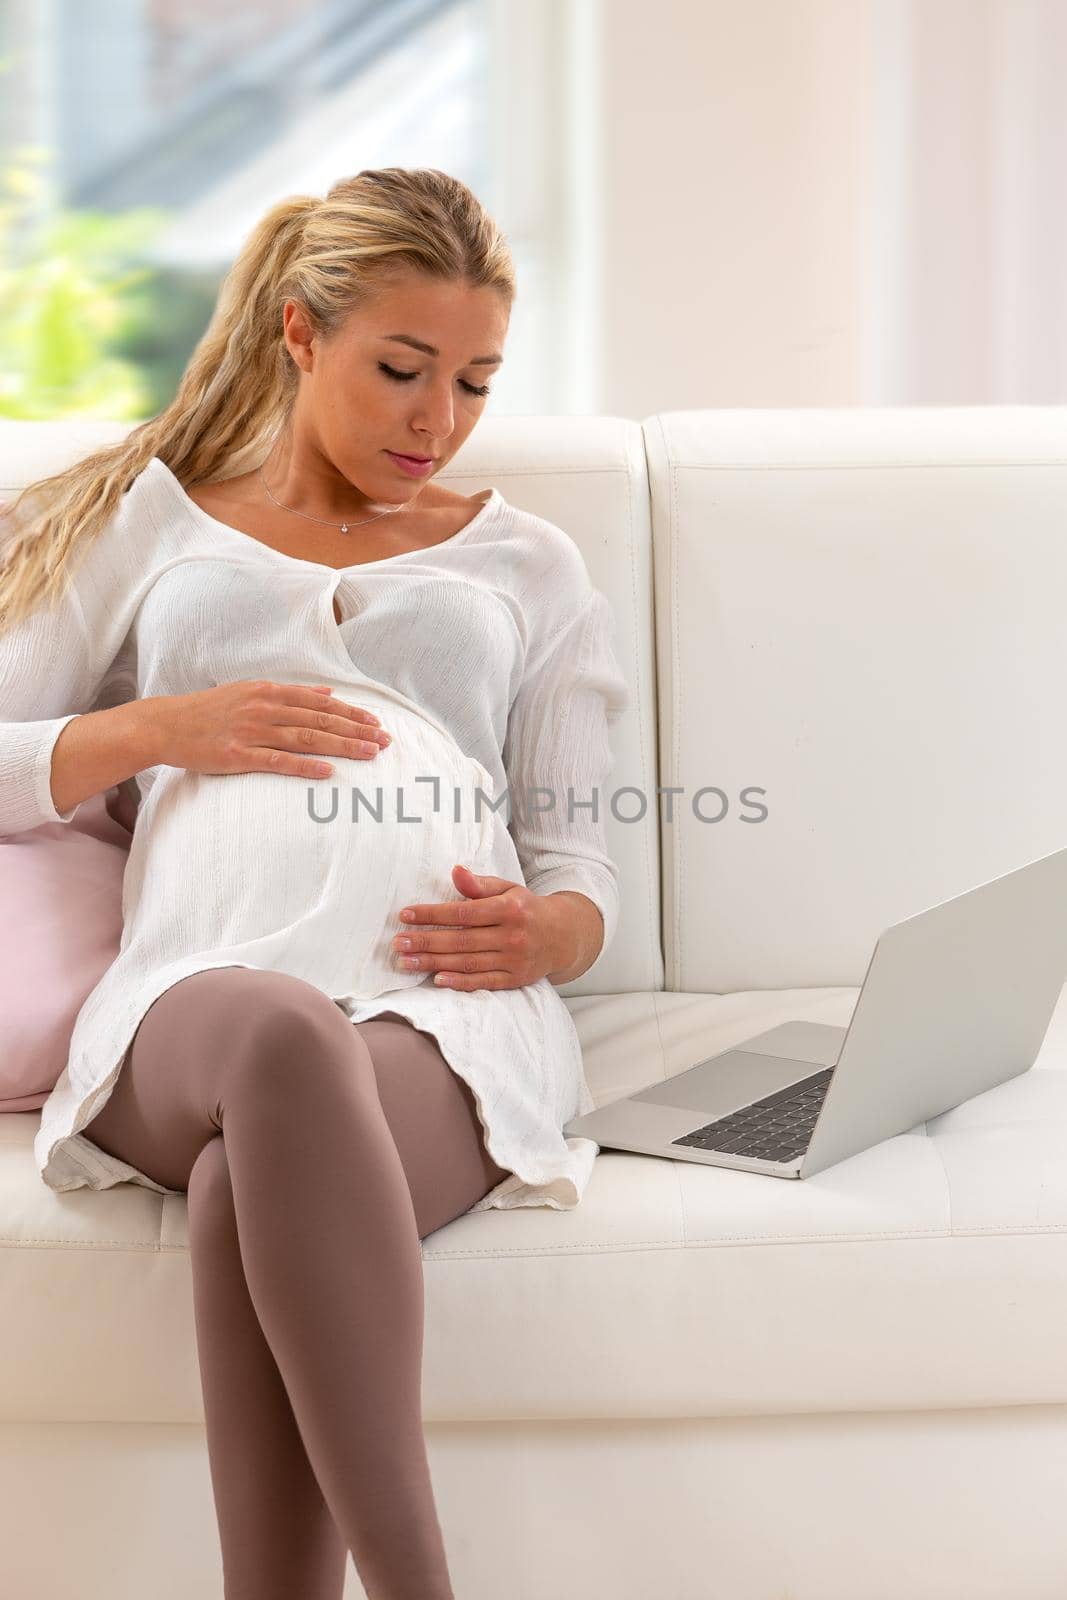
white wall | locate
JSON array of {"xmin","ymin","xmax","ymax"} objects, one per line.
[
  {"xmin": 591, "ymin": 0, "xmax": 874, "ymax": 414},
  {"xmin": 552, "ymin": 0, "xmax": 1067, "ymax": 418}
]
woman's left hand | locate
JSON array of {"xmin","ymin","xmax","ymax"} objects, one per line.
[{"xmin": 391, "ymin": 864, "xmax": 576, "ymax": 991}]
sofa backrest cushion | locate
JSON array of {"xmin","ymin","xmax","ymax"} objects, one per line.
[{"xmin": 647, "ymin": 405, "xmax": 1067, "ymax": 991}]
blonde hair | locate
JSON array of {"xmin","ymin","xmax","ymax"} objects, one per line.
[{"xmin": 0, "ymin": 167, "xmax": 515, "ymax": 636}]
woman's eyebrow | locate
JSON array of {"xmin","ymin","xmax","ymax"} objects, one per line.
[{"xmin": 380, "ymin": 333, "xmax": 503, "ymax": 366}]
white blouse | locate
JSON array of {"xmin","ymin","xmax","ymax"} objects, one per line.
[{"xmin": 0, "ymin": 458, "xmax": 630, "ymax": 1211}]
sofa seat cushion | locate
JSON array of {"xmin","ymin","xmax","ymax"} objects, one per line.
[{"xmin": 3, "ymin": 985, "xmax": 1066, "ymax": 1425}]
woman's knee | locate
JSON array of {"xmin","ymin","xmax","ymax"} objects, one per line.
[{"xmin": 212, "ymin": 969, "xmax": 371, "ymax": 1105}]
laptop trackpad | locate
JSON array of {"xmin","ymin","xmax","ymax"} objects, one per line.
[{"xmin": 630, "ymin": 1050, "xmax": 814, "ymax": 1119}]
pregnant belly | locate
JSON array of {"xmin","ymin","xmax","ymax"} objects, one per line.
[{"xmin": 119, "ymin": 717, "xmax": 493, "ymax": 999}]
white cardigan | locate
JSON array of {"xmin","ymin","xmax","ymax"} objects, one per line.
[{"xmin": 0, "ymin": 459, "xmax": 630, "ymax": 1211}]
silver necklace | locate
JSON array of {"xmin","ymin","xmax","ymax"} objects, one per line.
[{"xmin": 258, "ymin": 462, "xmax": 410, "ymax": 536}]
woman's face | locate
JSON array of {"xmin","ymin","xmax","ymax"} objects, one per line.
[{"xmin": 282, "ymin": 271, "xmax": 509, "ymax": 505}]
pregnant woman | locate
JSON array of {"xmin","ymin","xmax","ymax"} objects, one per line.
[{"xmin": 0, "ymin": 168, "xmax": 628, "ymax": 1599}]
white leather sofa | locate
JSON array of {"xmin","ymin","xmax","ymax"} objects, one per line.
[{"xmin": 3, "ymin": 408, "xmax": 1067, "ymax": 1600}]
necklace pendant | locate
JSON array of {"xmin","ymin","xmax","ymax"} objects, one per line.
[{"xmin": 340, "ymin": 522, "xmax": 349, "ymax": 534}]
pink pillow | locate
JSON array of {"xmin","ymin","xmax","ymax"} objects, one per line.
[{"xmin": 0, "ymin": 788, "xmax": 134, "ymax": 1111}]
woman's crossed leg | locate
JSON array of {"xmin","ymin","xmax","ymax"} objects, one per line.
[{"xmin": 84, "ymin": 965, "xmax": 510, "ymax": 1600}]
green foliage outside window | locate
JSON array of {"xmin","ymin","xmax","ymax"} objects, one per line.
[{"xmin": 0, "ymin": 145, "xmax": 223, "ymax": 421}]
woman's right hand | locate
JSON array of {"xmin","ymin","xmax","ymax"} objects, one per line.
[{"xmin": 147, "ymin": 680, "xmax": 392, "ymax": 779}]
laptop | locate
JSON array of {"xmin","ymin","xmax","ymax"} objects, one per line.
[{"xmin": 563, "ymin": 842, "xmax": 1067, "ymax": 1180}]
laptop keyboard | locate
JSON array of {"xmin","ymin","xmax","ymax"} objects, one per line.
[{"xmin": 671, "ymin": 1066, "xmax": 835, "ymax": 1164}]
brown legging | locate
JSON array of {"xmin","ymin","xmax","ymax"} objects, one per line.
[{"xmin": 82, "ymin": 964, "xmax": 511, "ymax": 1600}]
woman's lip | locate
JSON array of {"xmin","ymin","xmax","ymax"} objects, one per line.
[
  {"xmin": 387, "ymin": 450, "xmax": 432, "ymax": 463},
  {"xmin": 384, "ymin": 450, "xmax": 435, "ymax": 478}
]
